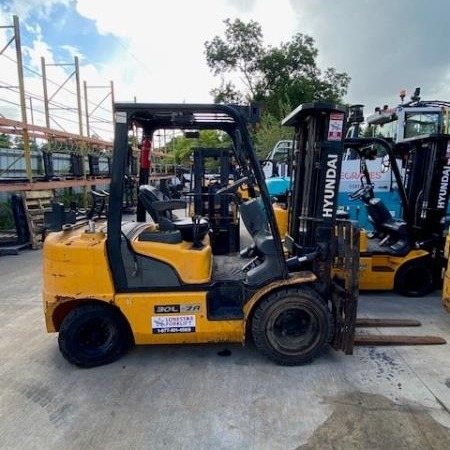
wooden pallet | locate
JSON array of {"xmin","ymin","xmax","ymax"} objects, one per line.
[{"xmin": 23, "ymin": 190, "xmax": 53, "ymax": 249}]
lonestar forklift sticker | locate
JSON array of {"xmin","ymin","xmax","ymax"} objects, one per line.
[{"xmin": 151, "ymin": 315, "xmax": 196, "ymax": 334}]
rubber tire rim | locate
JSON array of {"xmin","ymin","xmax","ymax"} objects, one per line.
[{"xmin": 267, "ymin": 305, "xmax": 321, "ymax": 355}]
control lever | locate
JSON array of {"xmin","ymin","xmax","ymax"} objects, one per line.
[
  {"xmin": 242, "ymin": 256, "xmax": 259, "ymax": 272},
  {"xmin": 240, "ymin": 244, "xmax": 257, "ymax": 258},
  {"xmin": 286, "ymin": 251, "xmax": 318, "ymax": 271}
]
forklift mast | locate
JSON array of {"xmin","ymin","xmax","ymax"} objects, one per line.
[
  {"xmin": 397, "ymin": 134, "xmax": 450, "ymax": 245},
  {"xmin": 283, "ymin": 103, "xmax": 348, "ymax": 272},
  {"xmin": 283, "ymin": 104, "xmax": 347, "ymax": 246},
  {"xmin": 192, "ymin": 147, "xmax": 232, "ymax": 216},
  {"xmin": 282, "ymin": 103, "xmax": 360, "ymax": 353},
  {"xmin": 190, "ymin": 147, "xmax": 240, "ymax": 254}
]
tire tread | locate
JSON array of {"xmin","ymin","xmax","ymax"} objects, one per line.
[
  {"xmin": 251, "ymin": 286, "xmax": 332, "ymax": 366},
  {"xmin": 58, "ymin": 303, "xmax": 131, "ymax": 368}
]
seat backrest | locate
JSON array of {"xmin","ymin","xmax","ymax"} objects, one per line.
[
  {"xmin": 366, "ymin": 197, "xmax": 394, "ymax": 227},
  {"xmin": 138, "ymin": 184, "xmax": 208, "ymax": 245},
  {"xmin": 138, "ymin": 185, "xmax": 170, "ymax": 222},
  {"xmin": 367, "ymin": 197, "xmax": 410, "ymax": 247},
  {"xmin": 239, "ymin": 198, "xmax": 268, "ymax": 237}
]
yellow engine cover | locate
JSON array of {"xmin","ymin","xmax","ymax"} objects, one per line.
[{"xmin": 132, "ymin": 237, "xmax": 212, "ymax": 284}]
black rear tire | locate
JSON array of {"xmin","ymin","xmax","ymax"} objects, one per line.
[
  {"xmin": 58, "ymin": 303, "xmax": 132, "ymax": 368},
  {"xmin": 251, "ymin": 287, "xmax": 332, "ymax": 366},
  {"xmin": 394, "ymin": 258, "xmax": 433, "ymax": 297}
]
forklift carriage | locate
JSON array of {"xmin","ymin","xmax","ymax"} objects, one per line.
[
  {"xmin": 187, "ymin": 146, "xmax": 240, "ymax": 255},
  {"xmin": 43, "ymin": 102, "xmax": 360, "ymax": 368}
]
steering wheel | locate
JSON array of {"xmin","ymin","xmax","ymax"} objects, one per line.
[
  {"xmin": 348, "ymin": 183, "xmax": 374, "ymax": 201},
  {"xmin": 216, "ymin": 177, "xmax": 250, "ymax": 195}
]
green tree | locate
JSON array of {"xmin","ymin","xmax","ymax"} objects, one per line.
[
  {"xmin": 205, "ymin": 19, "xmax": 351, "ymax": 118},
  {"xmin": 253, "ymin": 101, "xmax": 294, "ymax": 159},
  {"xmin": 0, "ymin": 133, "xmax": 12, "ymax": 148},
  {"xmin": 362, "ymin": 124, "xmax": 375, "ymax": 138},
  {"xmin": 205, "ymin": 19, "xmax": 264, "ymax": 101},
  {"xmin": 162, "ymin": 130, "xmax": 230, "ymax": 165},
  {"xmin": 13, "ymin": 135, "xmax": 24, "ymax": 149}
]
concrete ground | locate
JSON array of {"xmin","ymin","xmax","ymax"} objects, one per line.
[{"xmin": 1, "ymin": 249, "xmax": 450, "ymax": 450}]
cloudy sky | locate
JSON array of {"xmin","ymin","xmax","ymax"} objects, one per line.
[{"xmin": 1, "ymin": 0, "xmax": 449, "ymax": 140}]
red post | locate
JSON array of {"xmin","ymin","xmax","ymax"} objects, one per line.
[{"xmin": 137, "ymin": 136, "xmax": 152, "ymax": 221}]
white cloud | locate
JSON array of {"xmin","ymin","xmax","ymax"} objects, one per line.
[
  {"xmin": 74, "ymin": 0, "xmax": 297, "ymax": 103},
  {"xmin": 0, "ymin": 5, "xmax": 113, "ymax": 137},
  {"xmin": 289, "ymin": 0, "xmax": 450, "ymax": 114},
  {"xmin": 4, "ymin": 0, "xmax": 71, "ymax": 20},
  {"xmin": 60, "ymin": 44, "xmax": 83, "ymax": 61},
  {"xmin": 3, "ymin": 0, "xmax": 449, "ymax": 140},
  {"xmin": 23, "ymin": 38, "xmax": 54, "ymax": 67}
]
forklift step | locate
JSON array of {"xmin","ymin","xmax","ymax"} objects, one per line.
[
  {"xmin": 354, "ymin": 334, "xmax": 446, "ymax": 346},
  {"xmin": 356, "ymin": 318, "xmax": 421, "ymax": 327}
]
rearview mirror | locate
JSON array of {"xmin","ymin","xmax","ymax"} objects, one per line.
[{"xmin": 381, "ymin": 154, "xmax": 390, "ymax": 173}]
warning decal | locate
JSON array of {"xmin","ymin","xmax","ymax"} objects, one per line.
[
  {"xmin": 115, "ymin": 111, "xmax": 127, "ymax": 124},
  {"xmin": 151, "ymin": 315, "xmax": 196, "ymax": 334},
  {"xmin": 328, "ymin": 113, "xmax": 344, "ymax": 141}
]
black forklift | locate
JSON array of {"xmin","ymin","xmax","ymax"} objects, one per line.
[
  {"xmin": 342, "ymin": 133, "xmax": 450, "ymax": 296},
  {"xmin": 280, "ymin": 98, "xmax": 450, "ymax": 296},
  {"xmin": 279, "ymin": 104, "xmax": 446, "ymax": 347}
]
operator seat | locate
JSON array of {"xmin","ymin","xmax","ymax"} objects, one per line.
[
  {"xmin": 365, "ymin": 197, "xmax": 410, "ymax": 253},
  {"xmin": 138, "ymin": 184, "xmax": 176, "ymax": 222},
  {"xmin": 239, "ymin": 197, "xmax": 286, "ymax": 285},
  {"xmin": 138, "ymin": 185, "xmax": 210, "ymax": 242},
  {"xmin": 366, "ymin": 197, "xmax": 393, "ymax": 228}
]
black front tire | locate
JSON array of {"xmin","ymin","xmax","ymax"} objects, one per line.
[
  {"xmin": 251, "ymin": 287, "xmax": 332, "ymax": 366},
  {"xmin": 58, "ymin": 303, "xmax": 132, "ymax": 368},
  {"xmin": 394, "ymin": 258, "xmax": 433, "ymax": 297}
]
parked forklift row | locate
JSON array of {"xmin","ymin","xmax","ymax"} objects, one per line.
[{"xmin": 42, "ymin": 101, "xmax": 450, "ymax": 368}]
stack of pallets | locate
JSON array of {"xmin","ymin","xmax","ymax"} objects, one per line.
[{"xmin": 23, "ymin": 190, "xmax": 53, "ymax": 249}]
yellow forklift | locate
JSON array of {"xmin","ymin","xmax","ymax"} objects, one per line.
[
  {"xmin": 443, "ymin": 233, "xmax": 450, "ymax": 312},
  {"xmin": 43, "ymin": 102, "xmax": 363, "ymax": 367}
]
